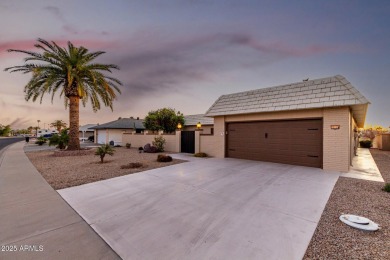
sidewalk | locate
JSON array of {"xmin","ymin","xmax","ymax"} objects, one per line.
[
  {"xmin": 341, "ymin": 148, "xmax": 384, "ymax": 182},
  {"xmin": 0, "ymin": 142, "xmax": 120, "ymax": 260}
]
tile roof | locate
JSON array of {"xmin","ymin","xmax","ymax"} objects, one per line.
[
  {"xmin": 90, "ymin": 118, "xmax": 145, "ymax": 130},
  {"xmin": 184, "ymin": 114, "xmax": 214, "ymax": 126},
  {"xmin": 205, "ymin": 75, "xmax": 369, "ymax": 127},
  {"xmin": 79, "ymin": 124, "xmax": 97, "ymax": 132}
]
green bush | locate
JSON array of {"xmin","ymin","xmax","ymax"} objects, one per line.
[
  {"xmin": 359, "ymin": 140, "xmax": 372, "ymax": 148},
  {"xmin": 35, "ymin": 136, "xmax": 47, "ymax": 146},
  {"xmin": 49, "ymin": 129, "xmax": 69, "ymax": 149},
  {"xmin": 153, "ymin": 136, "xmax": 166, "ymax": 152},
  {"xmin": 157, "ymin": 154, "xmax": 172, "ymax": 162},
  {"xmin": 194, "ymin": 152, "xmax": 208, "ymax": 158},
  {"xmin": 95, "ymin": 144, "xmax": 115, "ymax": 163},
  {"xmin": 383, "ymin": 183, "xmax": 390, "ymax": 192}
]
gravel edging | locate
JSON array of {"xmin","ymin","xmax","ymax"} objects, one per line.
[
  {"xmin": 304, "ymin": 149, "xmax": 390, "ymax": 259},
  {"xmin": 26, "ymin": 147, "xmax": 186, "ymax": 190}
]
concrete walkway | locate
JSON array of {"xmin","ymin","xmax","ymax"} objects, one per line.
[
  {"xmin": 59, "ymin": 156, "xmax": 339, "ymax": 260},
  {"xmin": 0, "ymin": 142, "xmax": 120, "ymax": 260},
  {"xmin": 341, "ymin": 148, "xmax": 384, "ymax": 182}
]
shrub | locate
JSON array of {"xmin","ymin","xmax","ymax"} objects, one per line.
[
  {"xmin": 383, "ymin": 183, "xmax": 390, "ymax": 192},
  {"xmin": 157, "ymin": 154, "xmax": 172, "ymax": 162},
  {"xmin": 153, "ymin": 136, "xmax": 166, "ymax": 152},
  {"xmin": 49, "ymin": 129, "xmax": 69, "ymax": 149},
  {"xmin": 138, "ymin": 146, "xmax": 143, "ymax": 151},
  {"xmin": 35, "ymin": 136, "xmax": 47, "ymax": 146},
  {"xmin": 194, "ymin": 152, "xmax": 208, "ymax": 158},
  {"xmin": 359, "ymin": 140, "xmax": 372, "ymax": 148},
  {"xmin": 126, "ymin": 143, "xmax": 131, "ymax": 149},
  {"xmin": 95, "ymin": 144, "xmax": 115, "ymax": 163},
  {"xmin": 120, "ymin": 162, "xmax": 143, "ymax": 169}
]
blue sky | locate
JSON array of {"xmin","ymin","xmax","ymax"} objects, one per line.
[{"xmin": 1, "ymin": 0, "xmax": 389, "ymax": 129}]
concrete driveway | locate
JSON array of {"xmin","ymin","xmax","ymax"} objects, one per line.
[{"xmin": 59, "ymin": 156, "xmax": 339, "ymax": 260}]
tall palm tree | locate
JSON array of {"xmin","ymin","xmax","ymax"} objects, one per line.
[
  {"xmin": 5, "ymin": 39, "xmax": 122, "ymax": 150},
  {"xmin": 50, "ymin": 119, "xmax": 67, "ymax": 132}
]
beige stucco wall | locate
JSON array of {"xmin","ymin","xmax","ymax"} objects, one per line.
[
  {"xmin": 322, "ymin": 107, "xmax": 351, "ymax": 172},
  {"xmin": 122, "ymin": 133, "xmax": 177, "ymax": 152},
  {"xmin": 198, "ymin": 116, "xmax": 226, "ymax": 157},
  {"xmin": 200, "ymin": 107, "xmax": 353, "ymax": 172},
  {"xmin": 183, "ymin": 125, "xmax": 214, "ymax": 134}
]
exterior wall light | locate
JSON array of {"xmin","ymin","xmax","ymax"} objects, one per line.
[
  {"xmin": 196, "ymin": 122, "xmax": 202, "ymax": 129},
  {"xmin": 331, "ymin": 125, "xmax": 340, "ymax": 130},
  {"xmin": 177, "ymin": 123, "xmax": 182, "ymax": 130}
]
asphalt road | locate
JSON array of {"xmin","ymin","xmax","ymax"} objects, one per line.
[
  {"xmin": 0, "ymin": 137, "xmax": 24, "ymax": 162},
  {"xmin": 0, "ymin": 137, "xmax": 24, "ymax": 151}
]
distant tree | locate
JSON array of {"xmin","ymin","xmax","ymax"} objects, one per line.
[
  {"xmin": 50, "ymin": 120, "xmax": 67, "ymax": 132},
  {"xmin": 361, "ymin": 125, "xmax": 389, "ymax": 141},
  {"xmin": 5, "ymin": 38, "xmax": 122, "ymax": 150},
  {"xmin": 144, "ymin": 108, "xmax": 184, "ymax": 133},
  {"xmin": 33, "ymin": 126, "xmax": 40, "ymax": 136},
  {"xmin": 0, "ymin": 124, "xmax": 11, "ymax": 136},
  {"xmin": 27, "ymin": 126, "xmax": 34, "ymax": 134}
]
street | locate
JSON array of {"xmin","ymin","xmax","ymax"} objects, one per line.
[{"xmin": 0, "ymin": 137, "xmax": 24, "ymax": 160}]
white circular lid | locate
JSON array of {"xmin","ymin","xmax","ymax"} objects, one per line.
[
  {"xmin": 339, "ymin": 214, "xmax": 379, "ymax": 231},
  {"xmin": 342, "ymin": 214, "xmax": 370, "ymax": 224}
]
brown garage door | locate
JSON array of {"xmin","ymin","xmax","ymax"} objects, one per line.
[{"xmin": 227, "ymin": 119, "xmax": 322, "ymax": 168}]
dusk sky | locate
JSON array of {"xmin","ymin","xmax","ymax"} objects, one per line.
[{"xmin": 1, "ymin": 0, "xmax": 389, "ymax": 129}]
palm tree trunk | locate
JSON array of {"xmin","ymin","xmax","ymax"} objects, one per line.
[{"xmin": 67, "ymin": 96, "xmax": 80, "ymax": 150}]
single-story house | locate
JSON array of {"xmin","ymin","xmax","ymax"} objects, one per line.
[
  {"xmin": 184, "ymin": 114, "xmax": 214, "ymax": 134},
  {"xmin": 90, "ymin": 117, "xmax": 145, "ymax": 145},
  {"xmin": 204, "ymin": 75, "xmax": 369, "ymax": 172},
  {"xmin": 79, "ymin": 124, "xmax": 97, "ymax": 141}
]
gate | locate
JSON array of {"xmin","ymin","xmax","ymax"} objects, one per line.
[{"xmin": 181, "ymin": 131, "xmax": 195, "ymax": 153}]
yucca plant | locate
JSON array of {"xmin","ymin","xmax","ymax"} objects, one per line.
[
  {"xmin": 5, "ymin": 39, "xmax": 122, "ymax": 150},
  {"xmin": 95, "ymin": 144, "xmax": 115, "ymax": 163}
]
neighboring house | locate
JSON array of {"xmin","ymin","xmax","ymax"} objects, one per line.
[
  {"xmin": 37, "ymin": 129, "xmax": 58, "ymax": 137},
  {"xmin": 184, "ymin": 114, "xmax": 214, "ymax": 134},
  {"xmin": 90, "ymin": 117, "xmax": 145, "ymax": 145},
  {"xmin": 204, "ymin": 75, "xmax": 369, "ymax": 172},
  {"xmin": 79, "ymin": 124, "xmax": 97, "ymax": 141}
]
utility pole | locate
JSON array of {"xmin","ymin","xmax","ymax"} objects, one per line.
[{"xmin": 37, "ymin": 120, "xmax": 40, "ymax": 137}]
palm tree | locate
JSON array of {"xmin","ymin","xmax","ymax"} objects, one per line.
[
  {"xmin": 50, "ymin": 120, "xmax": 67, "ymax": 132},
  {"xmin": 5, "ymin": 39, "xmax": 122, "ymax": 150},
  {"xmin": 95, "ymin": 144, "xmax": 115, "ymax": 163}
]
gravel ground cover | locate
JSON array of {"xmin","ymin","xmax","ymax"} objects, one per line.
[
  {"xmin": 26, "ymin": 147, "xmax": 186, "ymax": 190},
  {"xmin": 304, "ymin": 149, "xmax": 390, "ymax": 259}
]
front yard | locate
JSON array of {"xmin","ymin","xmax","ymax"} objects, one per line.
[
  {"xmin": 26, "ymin": 147, "xmax": 186, "ymax": 190},
  {"xmin": 304, "ymin": 149, "xmax": 390, "ymax": 259}
]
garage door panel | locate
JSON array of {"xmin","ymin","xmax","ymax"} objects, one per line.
[{"xmin": 227, "ymin": 119, "xmax": 322, "ymax": 168}]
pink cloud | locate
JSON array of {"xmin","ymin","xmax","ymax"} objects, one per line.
[{"xmin": 0, "ymin": 39, "xmax": 118, "ymax": 57}]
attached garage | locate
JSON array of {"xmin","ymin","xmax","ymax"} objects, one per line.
[
  {"xmin": 204, "ymin": 75, "xmax": 370, "ymax": 172},
  {"xmin": 90, "ymin": 117, "xmax": 145, "ymax": 145},
  {"xmin": 227, "ymin": 119, "xmax": 322, "ymax": 168}
]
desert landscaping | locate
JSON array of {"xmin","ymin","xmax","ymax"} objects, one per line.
[
  {"xmin": 26, "ymin": 147, "xmax": 185, "ymax": 190},
  {"xmin": 304, "ymin": 149, "xmax": 390, "ymax": 259}
]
